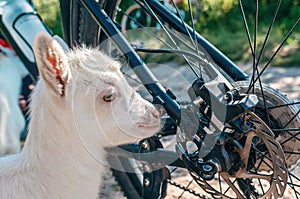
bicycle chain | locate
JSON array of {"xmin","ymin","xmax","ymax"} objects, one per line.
[{"xmin": 167, "ymin": 179, "xmax": 211, "ymax": 199}]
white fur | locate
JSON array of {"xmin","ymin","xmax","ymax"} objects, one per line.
[
  {"xmin": 0, "ymin": 46, "xmax": 28, "ymax": 155},
  {"xmin": 0, "ymin": 33, "xmax": 160, "ymax": 199}
]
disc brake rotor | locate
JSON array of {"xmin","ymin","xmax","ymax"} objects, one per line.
[{"xmin": 190, "ymin": 112, "xmax": 288, "ymax": 199}]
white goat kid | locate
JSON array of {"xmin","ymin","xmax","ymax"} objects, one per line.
[
  {"xmin": 0, "ymin": 33, "xmax": 160, "ymax": 199},
  {"xmin": 0, "ymin": 42, "xmax": 28, "ymax": 155}
]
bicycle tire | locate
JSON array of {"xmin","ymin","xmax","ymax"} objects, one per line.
[
  {"xmin": 59, "ymin": 0, "xmax": 119, "ymax": 47},
  {"xmin": 65, "ymin": 0, "xmax": 300, "ymax": 198},
  {"xmin": 108, "ymin": 156, "xmax": 142, "ymax": 199},
  {"xmin": 120, "ymin": 3, "xmax": 153, "ymax": 32}
]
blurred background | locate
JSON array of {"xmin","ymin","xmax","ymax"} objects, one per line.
[{"xmin": 33, "ymin": 0, "xmax": 299, "ymax": 66}]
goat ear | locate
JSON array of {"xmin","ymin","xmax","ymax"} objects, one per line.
[{"xmin": 33, "ymin": 33, "xmax": 71, "ymax": 97}]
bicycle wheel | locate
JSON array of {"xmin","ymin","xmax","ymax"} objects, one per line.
[
  {"xmin": 121, "ymin": 3, "xmax": 154, "ymax": 32},
  {"xmin": 65, "ymin": 0, "xmax": 300, "ymax": 198}
]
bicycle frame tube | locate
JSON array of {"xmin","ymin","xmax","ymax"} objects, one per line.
[
  {"xmin": 143, "ymin": 0, "xmax": 249, "ymax": 82},
  {"xmin": 79, "ymin": 0, "xmax": 181, "ymax": 124},
  {"xmin": 0, "ymin": 0, "xmax": 51, "ymax": 81}
]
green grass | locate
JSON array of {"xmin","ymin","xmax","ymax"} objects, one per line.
[
  {"xmin": 202, "ymin": 23, "xmax": 299, "ymax": 67},
  {"xmin": 33, "ymin": 0, "xmax": 62, "ymax": 37}
]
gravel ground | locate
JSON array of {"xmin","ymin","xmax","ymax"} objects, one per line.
[{"xmin": 99, "ymin": 62, "xmax": 300, "ymax": 198}]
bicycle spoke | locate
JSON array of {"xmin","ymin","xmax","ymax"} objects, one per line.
[
  {"xmin": 263, "ymin": 17, "xmax": 300, "ymax": 69},
  {"xmin": 169, "ymin": 0, "xmax": 198, "ymax": 51},
  {"xmin": 125, "ymin": 0, "xmax": 203, "ymax": 78},
  {"xmin": 267, "ymin": 101, "xmax": 300, "ymax": 109},
  {"xmin": 252, "ymin": 144, "xmax": 300, "ymax": 197},
  {"xmin": 287, "ymin": 172, "xmax": 300, "ymax": 198},
  {"xmin": 248, "ymin": 18, "xmax": 300, "ymax": 89},
  {"xmin": 258, "ymin": 84, "xmax": 271, "ymax": 125},
  {"xmin": 280, "ymin": 130, "xmax": 300, "ymax": 145},
  {"xmin": 238, "ymin": 1, "xmax": 299, "ymax": 140},
  {"xmin": 272, "ymin": 128, "xmax": 300, "ymax": 132},
  {"xmin": 238, "ymin": 0, "xmax": 254, "ymax": 56},
  {"xmin": 238, "ymin": 0, "xmax": 256, "ymax": 92},
  {"xmin": 253, "ymin": 148, "xmax": 273, "ymax": 170},
  {"xmin": 165, "ymin": 26, "xmax": 203, "ymax": 52},
  {"xmin": 222, "ymin": 177, "xmax": 244, "ymax": 198},
  {"xmin": 250, "ymin": 1, "xmax": 273, "ymax": 125},
  {"xmin": 140, "ymin": 0, "xmax": 180, "ymax": 49},
  {"xmin": 218, "ymin": 173, "xmax": 222, "ymax": 193},
  {"xmin": 120, "ymin": 7, "xmax": 200, "ymax": 54},
  {"xmin": 118, "ymin": 9, "xmax": 174, "ymax": 49},
  {"xmin": 249, "ymin": 156, "xmax": 266, "ymax": 195},
  {"xmin": 187, "ymin": 0, "xmax": 199, "ymax": 54},
  {"xmin": 187, "ymin": 0, "xmax": 203, "ymax": 77},
  {"xmin": 178, "ymin": 179, "xmax": 194, "ymax": 199},
  {"xmin": 284, "ymin": 109, "xmax": 300, "ymax": 128},
  {"xmin": 238, "ymin": 1, "xmax": 270, "ymax": 125},
  {"xmin": 253, "ymin": 0, "xmax": 258, "ymax": 74},
  {"xmin": 284, "ymin": 151, "xmax": 300, "ymax": 155},
  {"xmin": 255, "ymin": 0, "xmax": 282, "ymax": 67},
  {"xmin": 118, "ymin": 3, "xmax": 202, "ymax": 64}
]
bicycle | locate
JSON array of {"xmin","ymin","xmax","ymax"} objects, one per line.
[
  {"xmin": 59, "ymin": 1, "xmax": 300, "ymax": 198},
  {"xmin": 1, "ymin": 0, "xmax": 300, "ymax": 198}
]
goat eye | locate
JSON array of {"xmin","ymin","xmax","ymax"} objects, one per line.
[{"xmin": 103, "ymin": 93, "xmax": 116, "ymax": 102}]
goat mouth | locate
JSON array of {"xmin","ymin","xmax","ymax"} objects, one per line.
[{"xmin": 137, "ymin": 123, "xmax": 160, "ymax": 129}]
